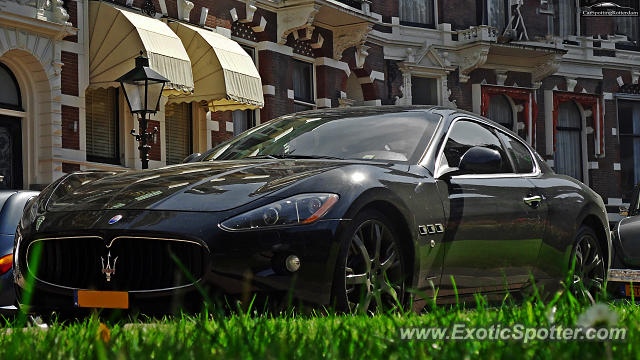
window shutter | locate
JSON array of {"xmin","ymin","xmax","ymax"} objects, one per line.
[
  {"xmin": 165, "ymin": 102, "xmax": 192, "ymax": 165},
  {"xmin": 86, "ymin": 88, "xmax": 119, "ymax": 163}
]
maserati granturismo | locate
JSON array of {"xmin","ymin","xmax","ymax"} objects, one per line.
[{"xmin": 13, "ymin": 106, "xmax": 610, "ymax": 313}]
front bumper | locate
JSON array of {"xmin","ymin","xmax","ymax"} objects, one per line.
[{"xmin": 14, "ymin": 209, "xmax": 347, "ymax": 313}]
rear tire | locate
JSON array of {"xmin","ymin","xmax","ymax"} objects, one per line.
[
  {"xmin": 331, "ymin": 209, "xmax": 407, "ymax": 314},
  {"xmin": 570, "ymin": 225, "xmax": 606, "ymax": 303}
]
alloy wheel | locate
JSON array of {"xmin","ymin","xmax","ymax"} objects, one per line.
[
  {"xmin": 571, "ymin": 231, "xmax": 605, "ymax": 303},
  {"xmin": 344, "ymin": 219, "xmax": 404, "ymax": 314}
]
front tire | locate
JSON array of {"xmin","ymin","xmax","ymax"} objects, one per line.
[
  {"xmin": 570, "ymin": 225, "xmax": 606, "ymax": 303},
  {"xmin": 331, "ymin": 209, "xmax": 406, "ymax": 314}
]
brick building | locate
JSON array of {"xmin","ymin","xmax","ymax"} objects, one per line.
[{"xmin": 0, "ymin": 0, "xmax": 639, "ymax": 221}]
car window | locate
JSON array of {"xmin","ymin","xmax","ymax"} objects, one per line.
[
  {"xmin": 202, "ymin": 111, "xmax": 441, "ymax": 164},
  {"xmin": 441, "ymin": 120, "xmax": 512, "ymax": 174},
  {"xmin": 496, "ymin": 131, "xmax": 535, "ymax": 174}
]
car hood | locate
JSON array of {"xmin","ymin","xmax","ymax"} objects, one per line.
[{"xmin": 46, "ymin": 160, "xmax": 345, "ymax": 212}]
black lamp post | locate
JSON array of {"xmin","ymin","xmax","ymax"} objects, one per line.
[{"xmin": 117, "ymin": 51, "xmax": 169, "ymax": 169}]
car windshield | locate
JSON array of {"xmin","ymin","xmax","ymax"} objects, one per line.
[{"xmin": 202, "ymin": 110, "xmax": 441, "ymax": 163}]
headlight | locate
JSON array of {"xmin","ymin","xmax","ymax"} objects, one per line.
[{"xmin": 220, "ymin": 193, "xmax": 339, "ymax": 231}]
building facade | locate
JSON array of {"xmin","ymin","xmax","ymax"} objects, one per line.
[{"xmin": 0, "ymin": 0, "xmax": 639, "ymax": 221}]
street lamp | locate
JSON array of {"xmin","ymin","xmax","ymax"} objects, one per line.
[{"xmin": 117, "ymin": 51, "xmax": 169, "ymax": 169}]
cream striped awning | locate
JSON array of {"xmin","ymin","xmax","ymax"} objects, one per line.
[
  {"xmin": 168, "ymin": 21, "xmax": 264, "ymax": 111},
  {"xmin": 88, "ymin": 2, "xmax": 194, "ymax": 95}
]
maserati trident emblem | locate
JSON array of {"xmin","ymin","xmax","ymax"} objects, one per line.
[
  {"xmin": 101, "ymin": 251, "xmax": 118, "ymax": 282},
  {"xmin": 108, "ymin": 214, "xmax": 123, "ymax": 225}
]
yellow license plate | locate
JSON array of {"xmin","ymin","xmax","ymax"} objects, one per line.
[
  {"xmin": 75, "ymin": 290, "xmax": 129, "ymax": 309},
  {"xmin": 625, "ymin": 284, "xmax": 640, "ymax": 297}
]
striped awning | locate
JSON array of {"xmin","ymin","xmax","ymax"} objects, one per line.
[
  {"xmin": 88, "ymin": 1, "xmax": 194, "ymax": 95},
  {"xmin": 168, "ymin": 21, "xmax": 264, "ymax": 111}
]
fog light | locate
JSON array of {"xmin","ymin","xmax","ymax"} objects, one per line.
[{"xmin": 285, "ymin": 255, "xmax": 301, "ymax": 272}]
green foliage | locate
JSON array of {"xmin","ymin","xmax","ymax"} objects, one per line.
[{"xmin": 0, "ymin": 289, "xmax": 637, "ymax": 360}]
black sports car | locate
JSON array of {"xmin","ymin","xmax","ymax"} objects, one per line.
[{"xmin": 14, "ymin": 106, "xmax": 610, "ymax": 313}]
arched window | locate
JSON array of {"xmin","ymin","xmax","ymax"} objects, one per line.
[
  {"xmin": 555, "ymin": 101, "xmax": 582, "ymax": 181},
  {"xmin": 0, "ymin": 63, "xmax": 21, "ymax": 110},
  {"xmin": 487, "ymin": 95, "xmax": 513, "ymax": 130}
]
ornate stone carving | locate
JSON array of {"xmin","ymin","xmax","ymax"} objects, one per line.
[
  {"xmin": 395, "ymin": 71, "xmax": 412, "ymax": 105},
  {"xmin": 532, "ymin": 54, "xmax": 562, "ymax": 88},
  {"xmin": 141, "ymin": 0, "xmax": 156, "ymax": 17},
  {"xmin": 177, "ymin": 0, "xmax": 194, "ymax": 21},
  {"xmin": 457, "ymin": 45, "xmax": 490, "ymax": 83},
  {"xmin": 277, "ymin": 4, "xmax": 320, "ymax": 44},
  {"xmin": 441, "ymin": 76, "xmax": 456, "ymax": 108},
  {"xmin": 354, "ymin": 44, "xmax": 369, "ymax": 69},
  {"xmin": 332, "ymin": 23, "xmax": 372, "ymax": 60}
]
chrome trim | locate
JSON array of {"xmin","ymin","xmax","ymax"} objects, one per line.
[
  {"xmin": 24, "ymin": 235, "xmax": 208, "ymax": 292},
  {"xmin": 107, "ymin": 236, "xmax": 208, "ymax": 252},
  {"xmin": 433, "ymin": 116, "xmax": 542, "ymax": 180},
  {"xmin": 523, "ymin": 195, "xmax": 544, "ymax": 206},
  {"xmin": 608, "ymin": 268, "xmax": 640, "ymax": 282},
  {"xmin": 31, "ymin": 276, "xmax": 204, "ymax": 294},
  {"xmin": 417, "ymin": 114, "xmax": 445, "ymax": 167}
]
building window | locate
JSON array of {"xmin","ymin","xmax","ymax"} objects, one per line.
[
  {"xmin": 399, "ymin": 0, "xmax": 435, "ymax": 27},
  {"xmin": 554, "ymin": 0, "xmax": 576, "ymax": 37},
  {"xmin": 554, "ymin": 101, "xmax": 582, "ymax": 181},
  {"xmin": 86, "ymin": 88, "xmax": 119, "ymax": 164},
  {"xmin": 619, "ymin": 100, "xmax": 640, "ymax": 201},
  {"xmin": 0, "ymin": 63, "xmax": 21, "ymax": 111},
  {"xmin": 484, "ymin": 0, "xmax": 508, "ymax": 32},
  {"xmin": 411, "ymin": 77, "xmax": 438, "ymax": 105},
  {"xmin": 238, "ymin": 45, "xmax": 258, "ymax": 132},
  {"xmin": 487, "ymin": 94, "xmax": 513, "ymax": 130},
  {"xmin": 233, "ymin": 110, "xmax": 255, "ymax": 136},
  {"xmin": 616, "ymin": 17, "xmax": 639, "ymax": 43},
  {"xmin": 292, "ymin": 59, "xmax": 315, "ymax": 112},
  {"xmin": 165, "ymin": 102, "xmax": 192, "ymax": 165}
]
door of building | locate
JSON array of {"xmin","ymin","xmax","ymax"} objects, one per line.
[{"xmin": 0, "ymin": 116, "xmax": 22, "ymax": 189}]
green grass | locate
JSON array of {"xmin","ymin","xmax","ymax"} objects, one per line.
[{"xmin": 1, "ymin": 289, "xmax": 639, "ymax": 360}]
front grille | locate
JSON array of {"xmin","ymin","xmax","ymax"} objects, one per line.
[{"xmin": 26, "ymin": 236, "xmax": 207, "ymax": 291}]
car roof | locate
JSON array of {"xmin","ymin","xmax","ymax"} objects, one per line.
[
  {"xmin": 289, "ymin": 105, "xmax": 445, "ymax": 117},
  {"xmin": 290, "ymin": 105, "xmax": 516, "ymax": 133}
]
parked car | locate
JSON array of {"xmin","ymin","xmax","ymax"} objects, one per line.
[
  {"xmin": 13, "ymin": 106, "xmax": 610, "ymax": 314},
  {"xmin": 607, "ymin": 184, "xmax": 640, "ymax": 297},
  {"xmin": 0, "ymin": 190, "xmax": 39, "ymax": 311}
]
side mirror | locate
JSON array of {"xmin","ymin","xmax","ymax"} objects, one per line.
[
  {"xmin": 458, "ymin": 146, "xmax": 502, "ymax": 175},
  {"xmin": 620, "ymin": 205, "xmax": 630, "ymax": 217},
  {"xmin": 182, "ymin": 153, "xmax": 202, "ymax": 163}
]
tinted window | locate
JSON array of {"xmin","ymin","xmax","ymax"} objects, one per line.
[
  {"xmin": 497, "ymin": 132, "xmax": 534, "ymax": 173},
  {"xmin": 441, "ymin": 120, "xmax": 511, "ymax": 173},
  {"xmin": 203, "ymin": 111, "xmax": 441, "ymax": 163}
]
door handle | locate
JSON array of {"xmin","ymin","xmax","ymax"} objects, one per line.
[{"xmin": 523, "ymin": 195, "xmax": 543, "ymax": 207}]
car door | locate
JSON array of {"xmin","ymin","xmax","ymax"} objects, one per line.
[{"xmin": 434, "ymin": 119, "xmax": 547, "ymax": 295}]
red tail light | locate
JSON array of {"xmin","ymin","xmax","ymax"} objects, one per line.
[{"xmin": 0, "ymin": 254, "xmax": 12, "ymax": 275}]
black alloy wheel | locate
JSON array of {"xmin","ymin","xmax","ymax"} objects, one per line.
[
  {"xmin": 332, "ymin": 209, "xmax": 405, "ymax": 314},
  {"xmin": 570, "ymin": 225, "xmax": 606, "ymax": 304}
]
